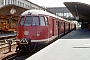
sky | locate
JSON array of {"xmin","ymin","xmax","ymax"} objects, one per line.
[{"xmin": 28, "ymin": 0, "xmax": 90, "ymax": 7}]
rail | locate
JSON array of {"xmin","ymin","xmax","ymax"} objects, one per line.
[
  {"xmin": 0, "ymin": 38, "xmax": 17, "ymax": 48},
  {"xmin": 0, "ymin": 33, "xmax": 17, "ymax": 52}
]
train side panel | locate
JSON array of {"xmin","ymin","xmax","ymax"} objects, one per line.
[
  {"xmin": 48, "ymin": 17, "xmax": 58, "ymax": 36},
  {"xmin": 53, "ymin": 18, "xmax": 58, "ymax": 36},
  {"xmin": 47, "ymin": 17, "xmax": 53, "ymax": 38},
  {"xmin": 60, "ymin": 21, "xmax": 64, "ymax": 34}
]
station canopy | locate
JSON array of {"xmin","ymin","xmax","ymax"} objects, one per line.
[
  {"xmin": 64, "ymin": 2, "xmax": 90, "ymax": 22},
  {"xmin": 0, "ymin": 4, "xmax": 28, "ymax": 20}
]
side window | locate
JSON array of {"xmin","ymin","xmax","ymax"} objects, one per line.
[
  {"xmin": 45, "ymin": 17, "xmax": 48, "ymax": 26},
  {"xmin": 61, "ymin": 22, "xmax": 62, "ymax": 25},
  {"xmin": 24, "ymin": 16, "xmax": 32, "ymax": 26},
  {"xmin": 56, "ymin": 21, "xmax": 58, "ymax": 28},
  {"xmin": 40, "ymin": 16, "xmax": 45, "ymax": 26},
  {"xmin": 19, "ymin": 16, "xmax": 24, "ymax": 26},
  {"xmin": 32, "ymin": 16, "xmax": 39, "ymax": 26},
  {"xmin": 65, "ymin": 23, "xmax": 67, "ymax": 26}
]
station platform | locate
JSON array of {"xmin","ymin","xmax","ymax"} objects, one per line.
[
  {"xmin": 61, "ymin": 28, "xmax": 90, "ymax": 39},
  {"xmin": 26, "ymin": 28, "xmax": 90, "ymax": 60}
]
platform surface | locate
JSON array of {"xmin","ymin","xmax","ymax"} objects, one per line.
[
  {"xmin": 61, "ymin": 28, "xmax": 90, "ymax": 39},
  {"xmin": 26, "ymin": 28, "xmax": 90, "ymax": 60}
]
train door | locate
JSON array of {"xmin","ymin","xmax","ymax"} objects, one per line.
[
  {"xmin": 69, "ymin": 22, "xmax": 70, "ymax": 32},
  {"xmin": 48, "ymin": 17, "xmax": 53, "ymax": 38},
  {"xmin": 64, "ymin": 22, "xmax": 65, "ymax": 34},
  {"xmin": 58, "ymin": 21, "xmax": 60, "ymax": 38},
  {"xmin": 52, "ymin": 18, "xmax": 54, "ymax": 36}
]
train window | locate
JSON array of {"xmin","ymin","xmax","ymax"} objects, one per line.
[
  {"xmin": 19, "ymin": 16, "xmax": 25, "ymax": 26},
  {"xmin": 45, "ymin": 17, "xmax": 48, "ymax": 26},
  {"xmin": 40, "ymin": 16, "xmax": 45, "ymax": 26},
  {"xmin": 32, "ymin": 16, "xmax": 39, "ymax": 26},
  {"xmin": 24, "ymin": 16, "xmax": 32, "ymax": 26},
  {"xmin": 56, "ymin": 21, "xmax": 58, "ymax": 28}
]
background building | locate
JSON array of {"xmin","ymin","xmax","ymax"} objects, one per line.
[
  {"xmin": 46, "ymin": 7, "xmax": 74, "ymax": 20},
  {"xmin": 0, "ymin": 0, "xmax": 45, "ymax": 10},
  {"xmin": 0, "ymin": 0, "xmax": 45, "ymax": 33}
]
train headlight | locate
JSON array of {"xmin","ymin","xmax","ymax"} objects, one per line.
[
  {"xmin": 24, "ymin": 31, "xmax": 29, "ymax": 35},
  {"xmin": 37, "ymin": 31, "xmax": 40, "ymax": 36}
]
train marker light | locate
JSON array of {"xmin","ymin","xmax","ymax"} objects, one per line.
[{"xmin": 37, "ymin": 31, "xmax": 40, "ymax": 36}]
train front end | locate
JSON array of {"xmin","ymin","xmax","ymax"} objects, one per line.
[{"xmin": 16, "ymin": 10, "xmax": 49, "ymax": 51}]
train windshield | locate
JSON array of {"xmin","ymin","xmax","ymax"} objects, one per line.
[
  {"xmin": 32, "ymin": 16, "xmax": 39, "ymax": 26},
  {"xmin": 19, "ymin": 16, "xmax": 25, "ymax": 26},
  {"xmin": 24, "ymin": 16, "xmax": 32, "ymax": 26},
  {"xmin": 40, "ymin": 16, "xmax": 45, "ymax": 26},
  {"xmin": 19, "ymin": 16, "xmax": 46, "ymax": 26}
]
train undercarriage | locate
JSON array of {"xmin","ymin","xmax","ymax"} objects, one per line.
[{"xmin": 16, "ymin": 39, "xmax": 37, "ymax": 52}]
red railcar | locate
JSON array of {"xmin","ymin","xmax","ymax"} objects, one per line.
[{"xmin": 16, "ymin": 10, "xmax": 75, "ymax": 51}]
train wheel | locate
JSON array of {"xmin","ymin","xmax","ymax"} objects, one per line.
[
  {"xmin": 15, "ymin": 45, "xmax": 21, "ymax": 52},
  {"xmin": 28, "ymin": 40, "xmax": 37, "ymax": 52},
  {"xmin": 30, "ymin": 44, "xmax": 37, "ymax": 52},
  {"xmin": 21, "ymin": 45, "xmax": 27, "ymax": 51}
]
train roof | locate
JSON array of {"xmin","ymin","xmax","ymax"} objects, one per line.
[{"xmin": 21, "ymin": 9, "xmax": 69, "ymax": 22}]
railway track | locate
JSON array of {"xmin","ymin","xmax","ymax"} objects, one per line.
[
  {"xmin": 0, "ymin": 33, "xmax": 45, "ymax": 60},
  {"xmin": 5, "ymin": 51, "xmax": 37, "ymax": 60},
  {"xmin": 3, "ymin": 37, "xmax": 59, "ymax": 60},
  {"xmin": 3, "ymin": 45, "xmax": 44, "ymax": 60},
  {"xmin": 0, "ymin": 33, "xmax": 16, "ymax": 48},
  {"xmin": 2, "ymin": 31, "xmax": 72, "ymax": 60}
]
